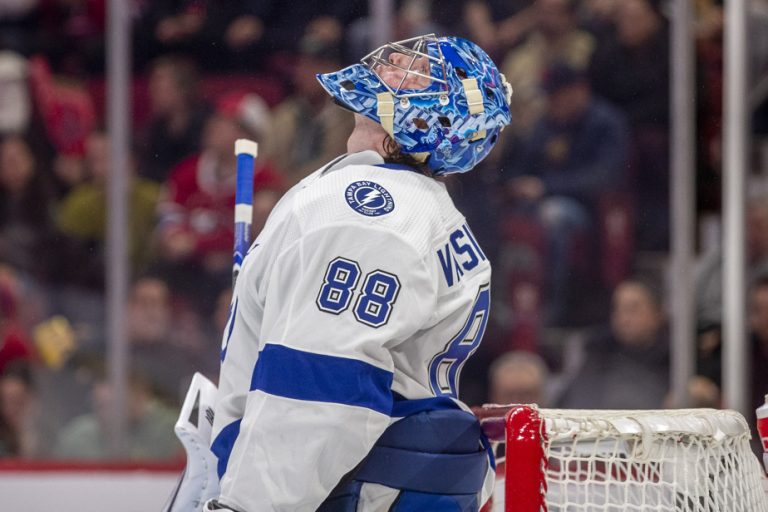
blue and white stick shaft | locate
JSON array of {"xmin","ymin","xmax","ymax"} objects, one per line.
[{"xmin": 233, "ymin": 139, "xmax": 258, "ymax": 286}]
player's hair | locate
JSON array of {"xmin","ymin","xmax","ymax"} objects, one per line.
[{"xmin": 382, "ymin": 135, "xmax": 433, "ymax": 176}]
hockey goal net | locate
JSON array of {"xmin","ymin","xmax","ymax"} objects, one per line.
[{"xmin": 477, "ymin": 405, "xmax": 768, "ymax": 512}]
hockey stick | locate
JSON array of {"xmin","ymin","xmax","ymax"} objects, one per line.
[
  {"xmin": 233, "ymin": 139, "xmax": 258, "ymax": 286},
  {"xmin": 162, "ymin": 139, "xmax": 258, "ymax": 512}
]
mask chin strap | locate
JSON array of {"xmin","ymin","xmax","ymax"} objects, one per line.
[
  {"xmin": 376, "ymin": 91, "xmax": 429, "ymax": 163},
  {"xmin": 499, "ymin": 73, "xmax": 513, "ymax": 107},
  {"xmin": 461, "ymin": 78, "xmax": 486, "ymax": 142},
  {"xmin": 461, "ymin": 78, "xmax": 485, "ymax": 115},
  {"xmin": 376, "ymin": 92, "xmax": 395, "ymax": 139},
  {"xmin": 497, "ymin": 73, "xmax": 513, "ymax": 135}
]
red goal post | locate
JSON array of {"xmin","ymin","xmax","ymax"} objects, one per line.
[{"xmin": 477, "ymin": 405, "xmax": 768, "ymax": 512}]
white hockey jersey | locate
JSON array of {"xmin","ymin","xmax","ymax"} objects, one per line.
[{"xmin": 212, "ymin": 151, "xmax": 493, "ymax": 511}]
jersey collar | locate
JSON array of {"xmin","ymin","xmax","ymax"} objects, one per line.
[{"xmin": 320, "ymin": 151, "xmax": 385, "ymax": 175}]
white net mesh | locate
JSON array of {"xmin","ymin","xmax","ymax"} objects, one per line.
[{"xmin": 489, "ymin": 407, "xmax": 768, "ymax": 512}]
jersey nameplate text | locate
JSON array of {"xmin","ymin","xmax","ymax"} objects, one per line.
[{"xmin": 436, "ymin": 224, "xmax": 487, "ymax": 287}]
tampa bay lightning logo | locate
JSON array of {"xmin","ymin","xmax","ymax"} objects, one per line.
[{"xmin": 345, "ymin": 181, "xmax": 395, "ymax": 217}]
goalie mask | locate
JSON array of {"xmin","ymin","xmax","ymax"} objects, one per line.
[{"xmin": 316, "ymin": 34, "xmax": 513, "ymax": 175}]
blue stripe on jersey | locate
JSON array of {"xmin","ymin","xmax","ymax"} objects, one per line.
[
  {"xmin": 390, "ymin": 393, "xmax": 460, "ymax": 418},
  {"xmin": 211, "ymin": 419, "xmax": 242, "ymax": 478},
  {"xmin": 374, "ymin": 163, "xmax": 417, "ymax": 172},
  {"xmin": 250, "ymin": 344, "xmax": 393, "ymax": 415}
]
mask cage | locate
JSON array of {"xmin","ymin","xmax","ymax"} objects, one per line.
[{"xmin": 361, "ymin": 34, "xmax": 449, "ymax": 98}]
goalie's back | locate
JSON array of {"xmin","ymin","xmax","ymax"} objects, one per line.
[{"xmin": 212, "ymin": 150, "xmax": 494, "ymax": 510}]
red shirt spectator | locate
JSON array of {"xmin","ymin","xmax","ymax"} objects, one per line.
[
  {"xmin": 156, "ymin": 91, "xmax": 284, "ymax": 277},
  {"xmin": 161, "ymin": 152, "xmax": 282, "ymax": 261},
  {"xmin": 0, "ymin": 327, "xmax": 32, "ymax": 376},
  {"xmin": 0, "ymin": 281, "xmax": 33, "ymax": 375}
]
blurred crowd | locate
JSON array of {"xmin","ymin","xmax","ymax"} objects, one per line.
[{"xmin": 0, "ymin": 0, "xmax": 767, "ymax": 461}]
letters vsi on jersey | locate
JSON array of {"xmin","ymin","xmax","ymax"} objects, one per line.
[{"xmin": 436, "ymin": 224, "xmax": 487, "ymax": 287}]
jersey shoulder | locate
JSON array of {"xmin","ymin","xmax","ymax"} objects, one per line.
[{"xmin": 291, "ymin": 162, "xmax": 462, "ymax": 256}]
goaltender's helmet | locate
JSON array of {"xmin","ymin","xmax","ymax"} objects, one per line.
[{"xmin": 316, "ymin": 34, "xmax": 513, "ymax": 175}]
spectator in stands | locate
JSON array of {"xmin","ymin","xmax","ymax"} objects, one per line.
[
  {"xmin": 0, "ymin": 52, "xmax": 32, "ymax": 136},
  {"xmin": 0, "ymin": 277, "xmax": 34, "ymax": 381},
  {"xmin": 194, "ymin": 0, "xmax": 285, "ymax": 72},
  {"xmin": 265, "ymin": 36, "xmax": 354, "ymax": 184},
  {"xmin": 696, "ymin": 321, "xmax": 721, "ymax": 388},
  {"xmin": 139, "ymin": 56, "xmax": 210, "ymax": 184},
  {"xmin": 127, "ymin": 276, "xmax": 207, "ymax": 404},
  {"xmin": 694, "ymin": 0, "xmax": 725, "ymax": 211},
  {"xmin": 0, "ymin": 262, "xmax": 44, "ymax": 336},
  {"xmin": 348, "ymin": 0, "xmax": 446, "ymax": 59},
  {"xmin": 462, "ymin": 0, "xmax": 537, "ymax": 62},
  {"xmin": 0, "ymin": 0, "xmax": 39, "ymax": 55},
  {"xmin": 700, "ymin": 272, "xmax": 768, "ymax": 453},
  {"xmin": 589, "ymin": 0, "xmax": 670, "ymax": 250},
  {"xmin": 0, "ymin": 134, "xmax": 55, "ymax": 277},
  {"xmin": 752, "ymin": 0, "xmax": 768, "ymax": 85},
  {"xmin": 248, "ymin": 2, "xmax": 366, "ymax": 61},
  {"xmin": 501, "ymin": 63, "xmax": 630, "ymax": 325},
  {"xmin": 50, "ymin": 153, "xmax": 87, "ymax": 201},
  {"xmin": 488, "ymin": 350, "xmax": 550, "ymax": 406},
  {"xmin": 139, "ymin": 0, "xmax": 204, "ymax": 58},
  {"xmin": 580, "ymin": 0, "xmax": 620, "ymax": 40},
  {"xmin": 558, "ymin": 278, "xmax": 670, "ymax": 409},
  {"xmin": 54, "ymin": 367, "xmax": 180, "ymax": 460},
  {"xmin": 696, "ymin": 197, "xmax": 768, "ymax": 330},
  {"xmin": 57, "ymin": 131, "xmax": 160, "ymax": 287},
  {"xmin": 141, "ymin": 0, "xmax": 269, "ymax": 72},
  {"xmin": 750, "ymin": 274, "xmax": 768, "ymax": 403},
  {"xmin": 748, "ymin": 274, "xmax": 768, "ymax": 451},
  {"xmin": 0, "ymin": 361, "xmax": 45, "ymax": 458},
  {"xmin": 754, "ymin": 0, "xmax": 768, "ymax": 136},
  {"xmin": 500, "ymin": 0, "xmax": 596, "ymax": 134},
  {"xmin": 155, "ymin": 92, "xmax": 283, "ymax": 307},
  {"xmin": 136, "ymin": 1, "xmax": 366, "ymax": 70},
  {"xmin": 589, "ymin": 0, "xmax": 668, "ymax": 128},
  {"xmin": 36, "ymin": 0, "xmax": 105, "ymax": 74},
  {"xmin": 663, "ymin": 375, "xmax": 721, "ymax": 409},
  {"xmin": 26, "ymin": 55, "xmax": 95, "ymax": 198}
]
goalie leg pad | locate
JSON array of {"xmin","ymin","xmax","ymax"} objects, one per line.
[{"xmin": 318, "ymin": 398, "xmax": 490, "ymax": 511}]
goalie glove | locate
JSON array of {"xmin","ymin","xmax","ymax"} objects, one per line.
[{"xmin": 162, "ymin": 373, "xmax": 220, "ymax": 512}]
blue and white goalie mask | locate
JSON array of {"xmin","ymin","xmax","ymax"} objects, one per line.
[{"xmin": 317, "ymin": 34, "xmax": 513, "ymax": 175}]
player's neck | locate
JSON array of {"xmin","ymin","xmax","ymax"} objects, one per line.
[{"xmin": 347, "ymin": 114, "xmax": 388, "ymax": 156}]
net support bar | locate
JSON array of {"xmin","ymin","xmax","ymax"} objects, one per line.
[
  {"xmin": 106, "ymin": 0, "xmax": 132, "ymax": 457},
  {"xmin": 723, "ymin": 0, "xmax": 749, "ymax": 415},
  {"xmin": 669, "ymin": 0, "xmax": 696, "ymax": 408}
]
